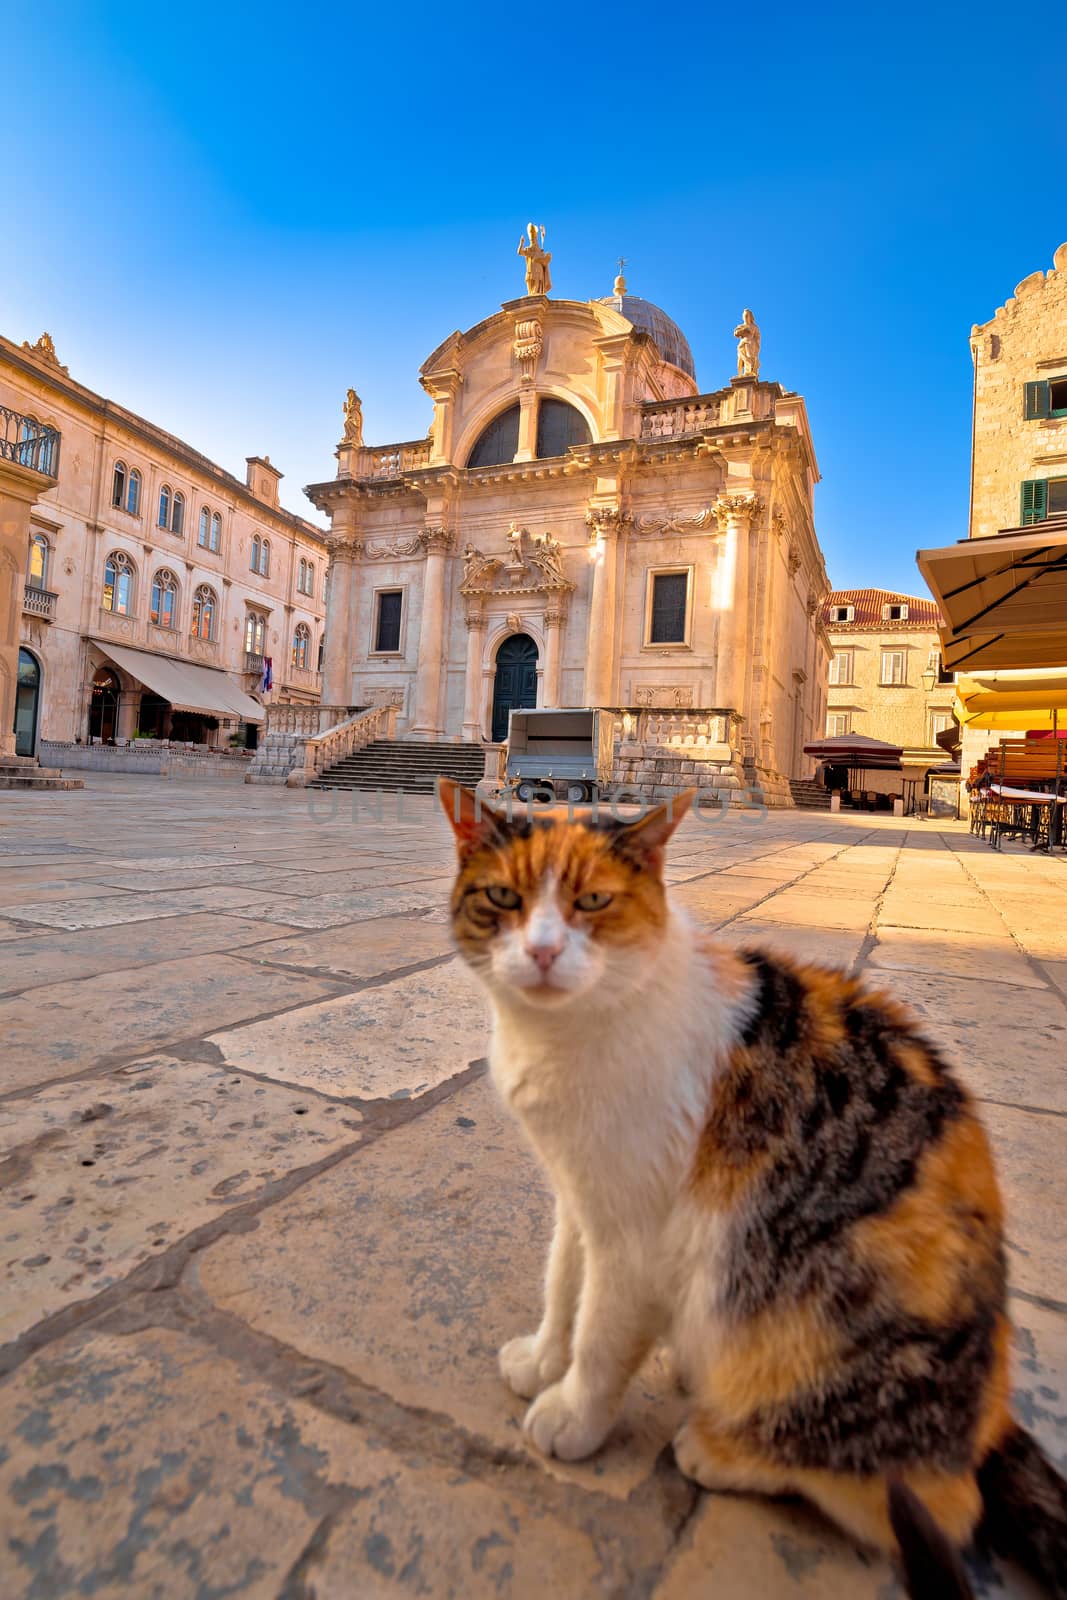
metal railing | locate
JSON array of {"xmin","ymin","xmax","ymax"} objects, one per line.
[
  {"xmin": 1, "ymin": 407, "xmax": 60, "ymax": 477},
  {"xmin": 22, "ymin": 585, "xmax": 57, "ymax": 619}
]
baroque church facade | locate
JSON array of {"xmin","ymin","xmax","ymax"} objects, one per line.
[{"xmin": 309, "ymin": 243, "xmax": 830, "ymax": 802}]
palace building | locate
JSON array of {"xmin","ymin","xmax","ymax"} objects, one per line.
[
  {"xmin": 1, "ymin": 330, "xmax": 327, "ymax": 768},
  {"xmin": 305, "ymin": 243, "xmax": 831, "ymax": 803}
]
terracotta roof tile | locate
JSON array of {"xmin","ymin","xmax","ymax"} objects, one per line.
[{"xmin": 823, "ymin": 587, "xmax": 942, "ymax": 630}]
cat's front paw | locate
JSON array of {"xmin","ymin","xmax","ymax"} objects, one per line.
[
  {"xmin": 499, "ymin": 1334, "xmax": 568, "ymax": 1400},
  {"xmin": 523, "ymin": 1381, "xmax": 611, "ymax": 1461}
]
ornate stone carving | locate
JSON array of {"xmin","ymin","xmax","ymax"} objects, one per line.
[
  {"xmin": 734, "ymin": 308, "xmax": 761, "ymax": 378},
  {"xmin": 787, "ymin": 543, "xmax": 803, "ymax": 576},
  {"xmin": 506, "ymin": 613, "xmax": 523, "ymax": 634},
  {"xmin": 771, "ymin": 509, "xmax": 786, "ymax": 541},
  {"xmin": 517, "ymin": 223, "xmax": 552, "ymax": 296},
  {"xmin": 712, "ymin": 493, "xmax": 763, "ymax": 530},
  {"xmin": 362, "ymin": 685, "xmax": 406, "ymax": 709},
  {"xmin": 543, "ymin": 608, "xmax": 567, "ymax": 629},
  {"xmin": 634, "ymin": 685, "xmax": 694, "ymax": 708},
  {"xmin": 633, "ymin": 507, "xmax": 716, "ymax": 536},
  {"xmin": 461, "ymin": 524, "xmax": 573, "ymax": 596},
  {"xmin": 342, "ymin": 388, "xmax": 363, "ymax": 445},
  {"xmin": 585, "ymin": 505, "xmax": 627, "ymax": 540},
  {"xmin": 513, "ymin": 317, "xmax": 543, "ymax": 382},
  {"xmin": 22, "ymin": 331, "xmax": 67, "ymax": 371},
  {"xmin": 420, "ymin": 525, "xmax": 454, "ymax": 554}
]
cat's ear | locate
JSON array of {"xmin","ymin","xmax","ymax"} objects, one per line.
[
  {"xmin": 437, "ymin": 777, "xmax": 502, "ymax": 859},
  {"xmin": 611, "ymin": 788, "xmax": 695, "ymax": 869}
]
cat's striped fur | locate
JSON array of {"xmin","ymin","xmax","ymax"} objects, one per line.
[{"xmin": 439, "ymin": 779, "xmax": 1067, "ymax": 1598}]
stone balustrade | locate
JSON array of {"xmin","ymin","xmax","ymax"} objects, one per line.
[
  {"xmin": 264, "ymin": 704, "xmax": 350, "ymax": 738},
  {"xmin": 639, "ymin": 397, "xmax": 721, "ymax": 440},
  {"xmin": 22, "ymin": 586, "xmax": 56, "ymax": 620},
  {"xmin": 301, "ymin": 703, "xmax": 398, "ymax": 781},
  {"xmin": 362, "ymin": 439, "xmax": 432, "ymax": 479}
]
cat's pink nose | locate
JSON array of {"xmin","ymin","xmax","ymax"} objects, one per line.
[{"xmin": 527, "ymin": 941, "xmax": 563, "ymax": 972}]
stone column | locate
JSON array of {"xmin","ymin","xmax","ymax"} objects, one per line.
[
  {"xmin": 542, "ymin": 607, "xmax": 566, "ymax": 707},
  {"xmin": 321, "ymin": 535, "xmax": 360, "ymax": 707},
  {"xmin": 462, "ymin": 604, "xmax": 487, "ymax": 740},
  {"xmin": 410, "ymin": 526, "xmax": 453, "ymax": 738},
  {"xmin": 0, "ymin": 457, "xmax": 52, "ymax": 759},
  {"xmin": 583, "ymin": 507, "xmax": 623, "ymax": 707},
  {"xmin": 712, "ymin": 493, "xmax": 762, "ymax": 732},
  {"xmin": 515, "ymin": 390, "xmax": 538, "ymax": 461}
]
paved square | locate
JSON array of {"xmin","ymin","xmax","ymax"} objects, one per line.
[{"xmin": 0, "ymin": 775, "xmax": 1063, "ymax": 1598}]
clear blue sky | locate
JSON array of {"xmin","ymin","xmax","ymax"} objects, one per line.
[{"xmin": 4, "ymin": 2, "xmax": 1065, "ymax": 593}]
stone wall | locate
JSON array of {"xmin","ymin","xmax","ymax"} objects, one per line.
[
  {"xmin": 39, "ymin": 740, "xmax": 252, "ymax": 779},
  {"xmin": 970, "ymin": 240, "xmax": 1067, "ymax": 538}
]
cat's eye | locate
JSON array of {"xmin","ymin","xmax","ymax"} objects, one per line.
[
  {"xmin": 485, "ymin": 885, "xmax": 522, "ymax": 911},
  {"xmin": 574, "ymin": 891, "xmax": 613, "ymax": 912}
]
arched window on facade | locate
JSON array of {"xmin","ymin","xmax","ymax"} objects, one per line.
[
  {"xmin": 89, "ymin": 670, "xmax": 120, "ymax": 743},
  {"xmin": 467, "ymin": 404, "xmax": 521, "ymax": 468},
  {"xmin": 292, "ymin": 622, "xmax": 311, "ymax": 671},
  {"xmin": 158, "ymin": 485, "xmax": 184, "ymax": 532},
  {"xmin": 198, "ymin": 506, "xmax": 211, "ymax": 547},
  {"xmin": 210, "ymin": 511, "xmax": 222, "ymax": 551},
  {"xmin": 150, "ymin": 568, "xmax": 179, "ymax": 628},
  {"xmin": 191, "ymin": 584, "xmax": 217, "ymax": 640},
  {"xmin": 317, "ymin": 633, "xmax": 325, "ymax": 671},
  {"xmin": 112, "ymin": 460, "xmax": 127, "ymax": 508},
  {"xmin": 244, "ymin": 612, "xmax": 267, "ymax": 656},
  {"xmin": 251, "ymin": 535, "xmax": 261, "ymax": 573},
  {"xmin": 158, "ymin": 485, "xmax": 172, "ymax": 529},
  {"xmin": 171, "ymin": 492, "xmax": 185, "ymax": 535},
  {"xmin": 126, "ymin": 468, "xmax": 141, "ymax": 516},
  {"xmin": 27, "ymin": 532, "xmax": 49, "ymax": 590},
  {"xmin": 535, "ymin": 398, "xmax": 592, "ymax": 458},
  {"xmin": 260, "ymin": 538, "xmax": 270, "ymax": 576},
  {"xmin": 102, "ymin": 551, "xmax": 136, "ymax": 615},
  {"xmin": 306, "ymin": 559, "xmax": 315, "ymax": 593}
]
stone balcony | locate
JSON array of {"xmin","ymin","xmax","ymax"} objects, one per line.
[
  {"xmin": 1, "ymin": 405, "xmax": 61, "ymax": 478},
  {"xmin": 23, "ymin": 585, "xmax": 56, "ymax": 620}
]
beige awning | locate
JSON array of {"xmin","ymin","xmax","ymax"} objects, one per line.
[
  {"xmin": 916, "ymin": 522, "xmax": 1067, "ymax": 671},
  {"xmin": 91, "ymin": 640, "xmax": 265, "ymax": 722}
]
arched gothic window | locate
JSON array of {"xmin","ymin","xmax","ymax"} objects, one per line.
[
  {"xmin": 157, "ymin": 485, "xmax": 184, "ymax": 533},
  {"xmin": 198, "ymin": 506, "xmax": 211, "ymax": 547},
  {"xmin": 210, "ymin": 512, "xmax": 222, "ymax": 551},
  {"xmin": 191, "ymin": 584, "xmax": 217, "ymax": 640},
  {"xmin": 317, "ymin": 632, "xmax": 325, "ymax": 671},
  {"xmin": 103, "ymin": 551, "xmax": 136, "ymax": 615},
  {"xmin": 171, "ymin": 492, "xmax": 185, "ymax": 535},
  {"xmin": 150, "ymin": 568, "xmax": 179, "ymax": 628},
  {"xmin": 126, "ymin": 468, "xmax": 141, "ymax": 516},
  {"xmin": 158, "ymin": 485, "xmax": 172, "ymax": 529},
  {"xmin": 292, "ymin": 622, "xmax": 311, "ymax": 670},
  {"xmin": 112, "ymin": 460, "xmax": 127, "ymax": 508},
  {"xmin": 251, "ymin": 535, "xmax": 261, "ymax": 573},
  {"xmin": 260, "ymin": 538, "xmax": 270, "ymax": 576},
  {"xmin": 27, "ymin": 533, "xmax": 49, "ymax": 590}
]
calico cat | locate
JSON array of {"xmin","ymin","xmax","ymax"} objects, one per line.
[{"xmin": 438, "ymin": 778, "xmax": 1067, "ymax": 1599}]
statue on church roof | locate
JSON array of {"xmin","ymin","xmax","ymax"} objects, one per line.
[
  {"xmin": 734, "ymin": 308, "xmax": 761, "ymax": 378},
  {"xmin": 342, "ymin": 388, "xmax": 363, "ymax": 445},
  {"xmin": 518, "ymin": 223, "xmax": 552, "ymax": 297}
]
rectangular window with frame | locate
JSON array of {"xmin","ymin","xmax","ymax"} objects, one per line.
[
  {"xmin": 829, "ymin": 650, "xmax": 853, "ymax": 685},
  {"xmin": 1024, "ymin": 378, "xmax": 1067, "ymax": 420},
  {"xmin": 373, "ymin": 590, "xmax": 403, "ymax": 654},
  {"xmin": 1021, "ymin": 478, "xmax": 1067, "ymax": 522},
  {"xmin": 880, "ymin": 650, "xmax": 906, "ymax": 686},
  {"xmin": 647, "ymin": 570, "xmax": 690, "ymax": 645},
  {"xmin": 827, "ymin": 712, "xmax": 851, "ymax": 737},
  {"xmin": 830, "ymin": 604, "xmax": 855, "ymax": 623},
  {"xmin": 929, "ymin": 710, "xmax": 954, "ymax": 740}
]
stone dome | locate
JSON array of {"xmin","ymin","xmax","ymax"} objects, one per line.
[{"xmin": 595, "ymin": 293, "xmax": 695, "ymax": 378}]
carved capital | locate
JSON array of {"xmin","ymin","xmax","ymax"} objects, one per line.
[
  {"xmin": 543, "ymin": 608, "xmax": 567, "ymax": 629},
  {"xmin": 464, "ymin": 602, "xmax": 487, "ymax": 630},
  {"xmin": 585, "ymin": 504, "xmax": 626, "ymax": 541},
  {"xmin": 712, "ymin": 493, "xmax": 763, "ymax": 531},
  {"xmin": 327, "ymin": 532, "xmax": 364, "ymax": 561},
  {"xmin": 419, "ymin": 525, "xmax": 454, "ymax": 554}
]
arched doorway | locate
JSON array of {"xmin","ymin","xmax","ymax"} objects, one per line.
[
  {"xmin": 14, "ymin": 649, "xmax": 41, "ymax": 757},
  {"xmin": 89, "ymin": 670, "xmax": 120, "ymax": 743},
  {"xmin": 491, "ymin": 633, "xmax": 538, "ymax": 742}
]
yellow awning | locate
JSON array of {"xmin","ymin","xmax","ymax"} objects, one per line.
[
  {"xmin": 91, "ymin": 640, "xmax": 265, "ymax": 722},
  {"xmin": 916, "ymin": 523, "xmax": 1067, "ymax": 672},
  {"xmin": 953, "ymin": 669, "xmax": 1067, "ymax": 729}
]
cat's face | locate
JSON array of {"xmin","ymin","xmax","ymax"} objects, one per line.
[{"xmin": 438, "ymin": 779, "xmax": 692, "ymax": 1010}]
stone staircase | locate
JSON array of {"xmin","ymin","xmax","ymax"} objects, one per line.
[
  {"xmin": 308, "ymin": 739, "xmax": 487, "ymax": 794},
  {"xmin": 788, "ymin": 776, "xmax": 832, "ymax": 811},
  {"xmin": 0, "ymin": 757, "xmax": 84, "ymax": 791}
]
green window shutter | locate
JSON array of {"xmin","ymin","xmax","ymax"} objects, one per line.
[
  {"xmin": 1021, "ymin": 479, "xmax": 1048, "ymax": 524},
  {"xmin": 1024, "ymin": 381, "xmax": 1050, "ymax": 419}
]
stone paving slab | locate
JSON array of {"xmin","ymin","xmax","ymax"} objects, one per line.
[
  {"xmin": 868, "ymin": 926, "xmax": 1047, "ymax": 988},
  {"xmin": 195, "ymin": 1076, "xmax": 685, "ymax": 1502},
  {"xmin": 0, "ymin": 913, "xmax": 302, "ymax": 996},
  {"xmin": 207, "ymin": 959, "xmax": 487, "ymax": 1101},
  {"xmin": 228, "ymin": 882, "xmax": 453, "ymax": 929},
  {"xmin": 11, "ymin": 886, "xmax": 269, "ymax": 931},
  {"xmin": 243, "ymin": 917, "xmax": 455, "ymax": 982},
  {"xmin": 2, "ymin": 955, "xmax": 340, "ymax": 1094},
  {"xmin": 711, "ymin": 918, "xmax": 869, "ymax": 969},
  {"xmin": 985, "ymin": 1104, "xmax": 1066, "ymax": 1305},
  {"xmin": 0, "ymin": 1055, "xmax": 363, "ymax": 1344}
]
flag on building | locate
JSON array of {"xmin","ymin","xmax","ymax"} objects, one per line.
[{"xmin": 262, "ymin": 656, "xmax": 273, "ymax": 693}]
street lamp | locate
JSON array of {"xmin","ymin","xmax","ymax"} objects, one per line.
[{"xmin": 921, "ymin": 668, "xmax": 936, "ymax": 692}]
